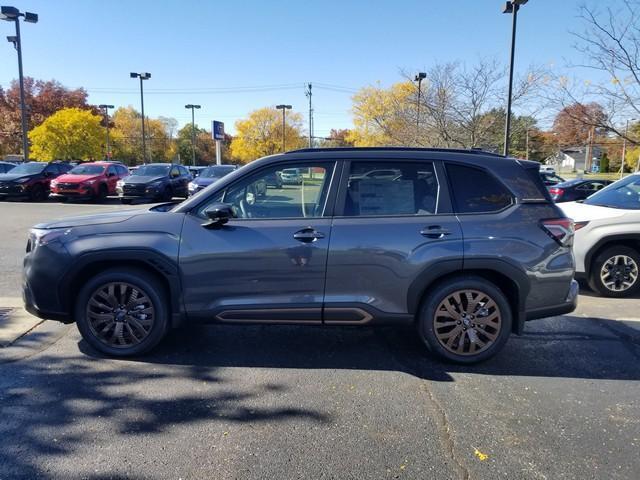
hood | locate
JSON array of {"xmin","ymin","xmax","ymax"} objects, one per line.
[
  {"xmin": 0, "ymin": 173, "xmax": 36, "ymax": 182},
  {"xmin": 193, "ymin": 176, "xmax": 219, "ymax": 187},
  {"xmin": 55, "ymin": 173, "xmax": 101, "ymax": 183},
  {"xmin": 560, "ymin": 201, "xmax": 626, "ymax": 222},
  {"xmin": 124, "ymin": 175, "xmax": 167, "ymax": 185},
  {"xmin": 33, "ymin": 208, "xmax": 148, "ymax": 230}
]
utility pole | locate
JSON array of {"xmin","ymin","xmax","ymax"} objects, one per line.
[
  {"xmin": 98, "ymin": 104, "xmax": 114, "ymax": 159},
  {"xmin": 305, "ymin": 83, "xmax": 313, "ymax": 148},
  {"xmin": 621, "ymin": 119, "xmax": 630, "ymax": 179},
  {"xmin": 185, "ymin": 104, "xmax": 201, "ymax": 166},
  {"xmin": 275, "ymin": 104, "xmax": 292, "ymax": 152}
]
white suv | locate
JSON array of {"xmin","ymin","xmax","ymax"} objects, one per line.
[{"xmin": 561, "ymin": 174, "xmax": 640, "ymax": 297}]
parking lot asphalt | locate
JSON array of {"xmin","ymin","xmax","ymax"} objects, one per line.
[{"xmin": 1, "ymin": 200, "xmax": 640, "ymax": 479}]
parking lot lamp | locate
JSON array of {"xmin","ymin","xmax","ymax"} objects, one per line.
[
  {"xmin": 2, "ymin": 6, "xmax": 38, "ymax": 162},
  {"xmin": 185, "ymin": 104, "xmax": 201, "ymax": 166},
  {"xmin": 276, "ymin": 104, "xmax": 292, "ymax": 152},
  {"xmin": 502, "ymin": 0, "xmax": 527, "ymax": 156},
  {"xmin": 130, "ymin": 72, "xmax": 151, "ymax": 162},
  {"xmin": 414, "ymin": 72, "xmax": 426, "ymax": 144},
  {"xmin": 98, "ymin": 104, "xmax": 114, "ymax": 159}
]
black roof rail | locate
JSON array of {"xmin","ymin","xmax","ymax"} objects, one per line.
[{"xmin": 285, "ymin": 146, "xmax": 505, "ymax": 157}]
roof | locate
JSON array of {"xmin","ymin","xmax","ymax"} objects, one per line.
[{"xmin": 287, "ymin": 146, "xmax": 505, "ymax": 158}]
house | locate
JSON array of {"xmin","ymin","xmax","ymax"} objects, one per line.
[{"xmin": 546, "ymin": 146, "xmax": 602, "ymax": 173}]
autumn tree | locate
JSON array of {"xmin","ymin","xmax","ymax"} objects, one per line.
[
  {"xmin": 320, "ymin": 129, "xmax": 354, "ymax": 147},
  {"xmin": 551, "ymin": 103, "xmax": 607, "ymax": 147},
  {"xmin": 28, "ymin": 108, "xmax": 104, "ymax": 161},
  {"xmin": 347, "ymin": 60, "xmax": 544, "ymax": 150},
  {"xmin": 230, "ymin": 107, "xmax": 306, "ymax": 163},
  {"xmin": 109, "ymin": 106, "xmax": 173, "ymax": 164},
  {"xmin": 176, "ymin": 125, "xmax": 221, "ymax": 164},
  {"xmin": 0, "ymin": 78, "xmax": 92, "ymax": 156}
]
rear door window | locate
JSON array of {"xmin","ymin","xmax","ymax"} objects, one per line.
[
  {"xmin": 446, "ymin": 164, "xmax": 513, "ymax": 214},
  {"xmin": 343, "ymin": 161, "xmax": 439, "ymax": 216}
]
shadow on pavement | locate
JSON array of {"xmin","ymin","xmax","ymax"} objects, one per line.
[{"xmin": 93, "ymin": 314, "xmax": 640, "ymax": 383}]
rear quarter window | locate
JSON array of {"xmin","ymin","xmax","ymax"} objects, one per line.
[{"xmin": 446, "ymin": 164, "xmax": 513, "ymax": 214}]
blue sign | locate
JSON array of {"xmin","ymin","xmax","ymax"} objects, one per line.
[{"xmin": 212, "ymin": 121, "xmax": 225, "ymax": 140}]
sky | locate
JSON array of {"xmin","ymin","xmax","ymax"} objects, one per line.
[{"xmin": 0, "ymin": 0, "xmax": 592, "ymax": 136}]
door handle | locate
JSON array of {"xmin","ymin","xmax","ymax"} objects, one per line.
[
  {"xmin": 420, "ymin": 225, "xmax": 451, "ymax": 239},
  {"xmin": 293, "ymin": 228, "xmax": 325, "ymax": 243}
]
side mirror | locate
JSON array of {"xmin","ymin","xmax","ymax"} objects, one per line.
[{"xmin": 202, "ymin": 203, "xmax": 235, "ymax": 229}]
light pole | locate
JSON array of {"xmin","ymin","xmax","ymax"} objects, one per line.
[
  {"xmin": 98, "ymin": 104, "xmax": 114, "ymax": 159},
  {"xmin": 414, "ymin": 72, "xmax": 426, "ymax": 144},
  {"xmin": 276, "ymin": 104, "xmax": 292, "ymax": 152},
  {"xmin": 185, "ymin": 104, "xmax": 201, "ymax": 166},
  {"xmin": 1, "ymin": 6, "xmax": 38, "ymax": 162},
  {"xmin": 130, "ymin": 72, "xmax": 151, "ymax": 163},
  {"xmin": 502, "ymin": 0, "xmax": 527, "ymax": 156}
]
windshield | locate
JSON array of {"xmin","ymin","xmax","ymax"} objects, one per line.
[
  {"xmin": 132, "ymin": 165, "xmax": 170, "ymax": 176},
  {"xmin": 201, "ymin": 166, "xmax": 234, "ymax": 178},
  {"xmin": 584, "ymin": 175, "xmax": 640, "ymax": 209},
  {"xmin": 69, "ymin": 165, "xmax": 105, "ymax": 175},
  {"xmin": 9, "ymin": 163, "xmax": 46, "ymax": 175}
]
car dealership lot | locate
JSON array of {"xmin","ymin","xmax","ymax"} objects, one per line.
[{"xmin": 1, "ymin": 201, "xmax": 640, "ymax": 479}]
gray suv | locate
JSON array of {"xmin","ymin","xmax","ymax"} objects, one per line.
[{"xmin": 23, "ymin": 148, "xmax": 578, "ymax": 363}]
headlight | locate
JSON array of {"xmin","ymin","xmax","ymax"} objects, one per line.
[
  {"xmin": 188, "ymin": 182, "xmax": 197, "ymax": 191},
  {"xmin": 50, "ymin": 180, "xmax": 58, "ymax": 187},
  {"xmin": 28, "ymin": 228, "xmax": 71, "ymax": 251},
  {"xmin": 116, "ymin": 180, "xmax": 125, "ymax": 187},
  {"xmin": 83, "ymin": 179, "xmax": 97, "ymax": 185}
]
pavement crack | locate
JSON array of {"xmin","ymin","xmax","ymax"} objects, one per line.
[{"xmin": 419, "ymin": 380, "xmax": 470, "ymax": 480}]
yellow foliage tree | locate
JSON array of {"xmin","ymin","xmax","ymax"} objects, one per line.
[
  {"xmin": 110, "ymin": 106, "xmax": 174, "ymax": 164},
  {"xmin": 28, "ymin": 107, "xmax": 104, "ymax": 161},
  {"xmin": 230, "ymin": 107, "xmax": 306, "ymax": 163},
  {"xmin": 347, "ymin": 82, "xmax": 416, "ymax": 147}
]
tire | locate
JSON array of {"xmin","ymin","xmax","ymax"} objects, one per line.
[
  {"xmin": 75, "ymin": 267, "xmax": 169, "ymax": 357},
  {"xmin": 417, "ymin": 276, "xmax": 512, "ymax": 364},
  {"xmin": 30, "ymin": 183, "xmax": 46, "ymax": 202},
  {"xmin": 161, "ymin": 187, "xmax": 173, "ymax": 202},
  {"xmin": 95, "ymin": 184, "xmax": 108, "ymax": 203},
  {"xmin": 588, "ymin": 245, "xmax": 640, "ymax": 298}
]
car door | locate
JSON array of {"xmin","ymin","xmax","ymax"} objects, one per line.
[
  {"xmin": 179, "ymin": 160, "xmax": 338, "ymax": 323},
  {"xmin": 105, "ymin": 165, "xmax": 119, "ymax": 194},
  {"xmin": 179, "ymin": 166, "xmax": 192, "ymax": 196},
  {"xmin": 324, "ymin": 159, "xmax": 463, "ymax": 323}
]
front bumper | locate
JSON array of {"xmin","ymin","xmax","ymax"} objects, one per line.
[
  {"xmin": 0, "ymin": 183, "xmax": 30, "ymax": 197},
  {"xmin": 23, "ymin": 238, "xmax": 73, "ymax": 323},
  {"xmin": 117, "ymin": 185, "xmax": 161, "ymax": 199},
  {"xmin": 525, "ymin": 279, "xmax": 579, "ymax": 321}
]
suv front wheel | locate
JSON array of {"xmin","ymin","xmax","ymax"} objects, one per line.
[
  {"xmin": 418, "ymin": 276, "xmax": 512, "ymax": 364},
  {"xmin": 75, "ymin": 268, "xmax": 169, "ymax": 356}
]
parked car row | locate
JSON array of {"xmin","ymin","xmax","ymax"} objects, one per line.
[{"xmin": 0, "ymin": 161, "xmax": 240, "ymax": 204}]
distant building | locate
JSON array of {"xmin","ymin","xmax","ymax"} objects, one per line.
[
  {"xmin": 3, "ymin": 154, "xmax": 24, "ymax": 163},
  {"xmin": 546, "ymin": 146, "xmax": 602, "ymax": 173}
]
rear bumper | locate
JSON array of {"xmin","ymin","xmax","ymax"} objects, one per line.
[{"xmin": 525, "ymin": 279, "xmax": 579, "ymax": 321}]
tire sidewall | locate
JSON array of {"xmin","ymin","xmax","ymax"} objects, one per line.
[
  {"xmin": 590, "ymin": 246, "xmax": 640, "ymax": 298},
  {"xmin": 75, "ymin": 268, "xmax": 168, "ymax": 357},
  {"xmin": 418, "ymin": 276, "xmax": 512, "ymax": 364}
]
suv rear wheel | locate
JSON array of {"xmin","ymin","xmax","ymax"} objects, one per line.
[
  {"xmin": 418, "ymin": 276, "xmax": 512, "ymax": 364},
  {"xmin": 75, "ymin": 268, "xmax": 169, "ymax": 356},
  {"xmin": 589, "ymin": 245, "xmax": 640, "ymax": 298}
]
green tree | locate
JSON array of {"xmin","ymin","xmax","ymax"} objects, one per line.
[
  {"xmin": 28, "ymin": 107, "xmax": 103, "ymax": 161},
  {"xmin": 230, "ymin": 107, "xmax": 306, "ymax": 163},
  {"xmin": 177, "ymin": 124, "xmax": 218, "ymax": 165}
]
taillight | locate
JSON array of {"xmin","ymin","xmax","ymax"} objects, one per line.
[
  {"xmin": 574, "ymin": 221, "xmax": 589, "ymax": 231},
  {"xmin": 540, "ymin": 218, "xmax": 574, "ymax": 246},
  {"xmin": 548, "ymin": 187, "xmax": 563, "ymax": 198}
]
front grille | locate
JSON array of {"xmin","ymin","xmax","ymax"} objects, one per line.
[
  {"xmin": 123, "ymin": 184, "xmax": 146, "ymax": 195},
  {"xmin": 57, "ymin": 183, "xmax": 79, "ymax": 190}
]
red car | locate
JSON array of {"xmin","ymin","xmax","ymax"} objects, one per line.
[{"xmin": 50, "ymin": 162, "xmax": 129, "ymax": 201}]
